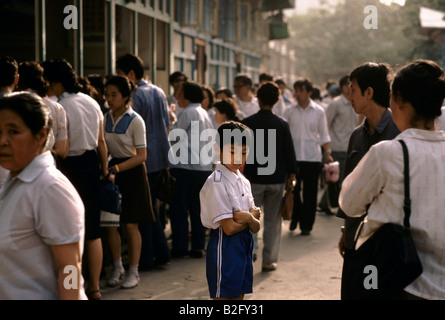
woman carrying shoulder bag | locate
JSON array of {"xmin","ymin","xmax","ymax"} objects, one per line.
[{"xmin": 339, "ymin": 60, "xmax": 445, "ymax": 300}]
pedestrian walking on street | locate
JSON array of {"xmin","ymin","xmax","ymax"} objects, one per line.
[
  {"xmin": 233, "ymin": 74, "xmax": 259, "ymax": 119},
  {"xmin": 318, "ymin": 75, "xmax": 357, "ymax": 214},
  {"xmin": 284, "ymin": 78, "xmax": 333, "ymax": 235},
  {"xmin": 200, "ymin": 121, "xmax": 261, "ymax": 300},
  {"xmin": 242, "ymin": 81, "xmax": 297, "ymax": 272},
  {"xmin": 340, "ymin": 59, "xmax": 445, "ymax": 300}
]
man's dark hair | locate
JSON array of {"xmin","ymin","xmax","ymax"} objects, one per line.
[
  {"xmin": 41, "ymin": 58, "xmax": 81, "ymax": 94},
  {"xmin": 169, "ymin": 71, "xmax": 188, "ymax": 85},
  {"xmin": 116, "ymin": 53, "xmax": 145, "ymax": 80},
  {"xmin": 182, "ymin": 81, "xmax": 204, "ymax": 104},
  {"xmin": 234, "ymin": 74, "xmax": 253, "ymax": 87},
  {"xmin": 259, "ymin": 73, "xmax": 273, "ymax": 83},
  {"xmin": 339, "ymin": 75, "xmax": 350, "ymax": 89},
  {"xmin": 293, "ymin": 78, "xmax": 313, "ymax": 93},
  {"xmin": 0, "ymin": 56, "xmax": 18, "ymax": 88},
  {"xmin": 257, "ymin": 81, "xmax": 279, "ymax": 107},
  {"xmin": 349, "ymin": 62, "xmax": 391, "ymax": 108}
]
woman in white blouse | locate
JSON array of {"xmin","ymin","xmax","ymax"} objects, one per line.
[
  {"xmin": 339, "ymin": 59, "xmax": 445, "ymax": 300},
  {"xmin": 0, "ymin": 92, "xmax": 86, "ymax": 299}
]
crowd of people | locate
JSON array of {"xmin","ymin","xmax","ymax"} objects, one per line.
[{"xmin": 0, "ymin": 52, "xmax": 444, "ymax": 300}]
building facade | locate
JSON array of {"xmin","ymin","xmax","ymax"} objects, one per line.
[{"xmin": 0, "ymin": 0, "xmax": 296, "ymax": 95}]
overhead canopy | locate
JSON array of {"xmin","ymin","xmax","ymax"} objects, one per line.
[
  {"xmin": 261, "ymin": 0, "xmax": 294, "ymax": 12},
  {"xmin": 419, "ymin": 6, "xmax": 445, "ymax": 45}
]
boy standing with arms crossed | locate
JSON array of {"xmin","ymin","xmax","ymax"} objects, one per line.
[{"xmin": 200, "ymin": 121, "xmax": 261, "ymax": 300}]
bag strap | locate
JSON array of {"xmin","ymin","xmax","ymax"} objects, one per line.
[{"xmin": 398, "ymin": 140, "xmax": 412, "ymax": 229}]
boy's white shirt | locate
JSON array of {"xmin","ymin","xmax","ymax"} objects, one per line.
[{"xmin": 200, "ymin": 162, "xmax": 255, "ymax": 229}]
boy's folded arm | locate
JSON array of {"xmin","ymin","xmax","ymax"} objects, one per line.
[
  {"xmin": 220, "ymin": 217, "xmax": 248, "ymax": 236},
  {"xmin": 233, "ymin": 211, "xmax": 260, "ymax": 234}
]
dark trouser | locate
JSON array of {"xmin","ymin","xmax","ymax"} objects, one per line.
[
  {"xmin": 139, "ymin": 169, "xmax": 171, "ymax": 267},
  {"xmin": 292, "ymin": 161, "xmax": 322, "ymax": 231},
  {"xmin": 169, "ymin": 168, "xmax": 212, "ymax": 255}
]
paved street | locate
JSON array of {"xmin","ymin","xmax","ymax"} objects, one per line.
[{"xmin": 101, "ymin": 196, "xmax": 344, "ymax": 301}]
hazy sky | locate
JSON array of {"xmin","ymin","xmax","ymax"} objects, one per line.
[{"xmin": 284, "ymin": 0, "xmax": 406, "ymax": 16}]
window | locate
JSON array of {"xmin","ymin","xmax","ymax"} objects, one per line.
[
  {"xmin": 180, "ymin": 0, "xmax": 200, "ymax": 27},
  {"xmin": 200, "ymin": 0, "xmax": 218, "ymax": 35},
  {"xmin": 219, "ymin": 0, "xmax": 238, "ymax": 43},
  {"xmin": 239, "ymin": 2, "xmax": 250, "ymax": 45}
]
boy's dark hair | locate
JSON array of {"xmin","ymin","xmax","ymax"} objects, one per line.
[
  {"xmin": 257, "ymin": 81, "xmax": 279, "ymax": 107},
  {"xmin": 18, "ymin": 61, "xmax": 47, "ymax": 97},
  {"xmin": 0, "ymin": 56, "xmax": 18, "ymax": 88},
  {"xmin": 216, "ymin": 121, "xmax": 253, "ymax": 150},
  {"xmin": 182, "ymin": 81, "xmax": 204, "ymax": 104},
  {"xmin": 392, "ymin": 59, "xmax": 445, "ymax": 119},
  {"xmin": 116, "ymin": 53, "xmax": 145, "ymax": 80},
  {"xmin": 349, "ymin": 62, "xmax": 391, "ymax": 108},
  {"xmin": 293, "ymin": 78, "xmax": 313, "ymax": 93},
  {"xmin": 41, "ymin": 58, "xmax": 81, "ymax": 94}
]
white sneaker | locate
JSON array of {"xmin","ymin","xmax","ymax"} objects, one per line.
[
  {"xmin": 106, "ymin": 268, "xmax": 125, "ymax": 287},
  {"xmin": 121, "ymin": 273, "xmax": 140, "ymax": 289}
]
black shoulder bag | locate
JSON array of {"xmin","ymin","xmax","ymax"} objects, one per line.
[{"xmin": 342, "ymin": 140, "xmax": 423, "ymax": 299}]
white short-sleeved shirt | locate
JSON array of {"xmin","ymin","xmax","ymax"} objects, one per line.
[
  {"xmin": 58, "ymin": 92, "xmax": 104, "ymax": 156},
  {"xmin": 200, "ymin": 163, "xmax": 255, "ymax": 229},
  {"xmin": 104, "ymin": 107, "xmax": 146, "ymax": 159},
  {"xmin": 0, "ymin": 151, "xmax": 86, "ymax": 299},
  {"xmin": 283, "ymin": 99, "xmax": 331, "ymax": 162},
  {"xmin": 234, "ymin": 96, "xmax": 260, "ymax": 119}
]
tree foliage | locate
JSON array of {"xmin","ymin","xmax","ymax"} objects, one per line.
[{"xmin": 287, "ymin": 0, "xmax": 444, "ymax": 84}]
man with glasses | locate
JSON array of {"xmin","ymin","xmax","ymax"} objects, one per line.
[{"xmin": 233, "ymin": 74, "xmax": 259, "ymax": 119}]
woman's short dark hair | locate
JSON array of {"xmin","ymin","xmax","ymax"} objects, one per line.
[
  {"xmin": 392, "ymin": 59, "xmax": 445, "ymax": 119},
  {"xmin": 213, "ymin": 98, "xmax": 240, "ymax": 122},
  {"xmin": 18, "ymin": 61, "xmax": 48, "ymax": 97},
  {"xmin": 349, "ymin": 62, "xmax": 391, "ymax": 108},
  {"xmin": 202, "ymin": 85, "xmax": 215, "ymax": 107},
  {"xmin": 41, "ymin": 59, "xmax": 81, "ymax": 94},
  {"xmin": 0, "ymin": 92, "xmax": 51, "ymax": 137},
  {"xmin": 257, "ymin": 81, "xmax": 279, "ymax": 107},
  {"xmin": 105, "ymin": 75, "xmax": 135, "ymax": 106},
  {"xmin": 0, "ymin": 56, "xmax": 18, "ymax": 87}
]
